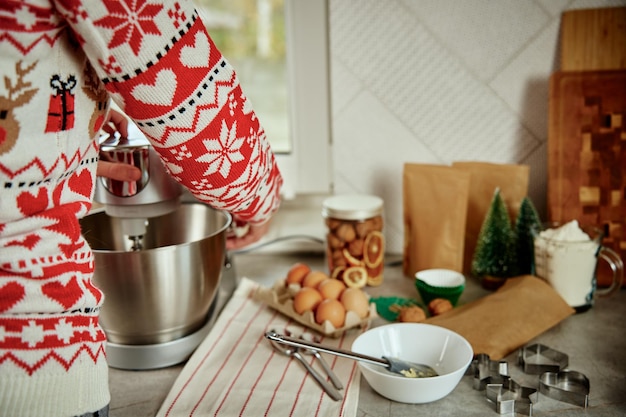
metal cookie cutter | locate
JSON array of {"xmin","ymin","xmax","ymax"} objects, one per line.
[
  {"xmin": 539, "ymin": 370, "xmax": 590, "ymax": 408},
  {"xmin": 518, "ymin": 344, "xmax": 568, "ymax": 374},
  {"xmin": 469, "ymin": 353, "xmax": 510, "ymax": 391},
  {"xmin": 486, "ymin": 377, "xmax": 537, "ymax": 416}
]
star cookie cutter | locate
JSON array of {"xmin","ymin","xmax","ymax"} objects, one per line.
[
  {"xmin": 486, "ymin": 377, "xmax": 537, "ymax": 416},
  {"xmin": 518, "ymin": 344, "xmax": 568, "ymax": 374},
  {"xmin": 469, "ymin": 353, "xmax": 510, "ymax": 390},
  {"xmin": 539, "ymin": 370, "xmax": 590, "ymax": 408}
]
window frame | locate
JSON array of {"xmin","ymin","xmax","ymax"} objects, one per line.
[{"xmin": 277, "ymin": 0, "xmax": 332, "ymax": 198}]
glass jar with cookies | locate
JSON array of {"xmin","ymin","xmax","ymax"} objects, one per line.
[{"xmin": 322, "ymin": 195, "xmax": 385, "ymax": 288}]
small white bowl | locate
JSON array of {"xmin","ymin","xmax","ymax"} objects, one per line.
[
  {"xmin": 415, "ymin": 269, "xmax": 466, "ymax": 306},
  {"xmin": 415, "ymin": 269, "xmax": 465, "ymax": 287},
  {"xmin": 351, "ymin": 323, "xmax": 473, "ymax": 403}
]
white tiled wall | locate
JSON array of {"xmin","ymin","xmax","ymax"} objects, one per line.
[{"xmin": 328, "ymin": 0, "xmax": 626, "ymax": 255}]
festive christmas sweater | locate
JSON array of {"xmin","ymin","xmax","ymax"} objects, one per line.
[{"xmin": 0, "ymin": 0, "xmax": 282, "ymax": 415}]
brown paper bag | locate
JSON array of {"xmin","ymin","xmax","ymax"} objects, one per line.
[
  {"xmin": 402, "ymin": 164, "xmax": 470, "ymax": 278},
  {"xmin": 425, "ymin": 275, "xmax": 575, "ymax": 360},
  {"xmin": 452, "ymin": 162, "xmax": 530, "ymax": 275}
]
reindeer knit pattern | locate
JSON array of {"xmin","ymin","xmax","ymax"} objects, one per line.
[{"xmin": 0, "ymin": 1, "xmax": 282, "ymax": 416}]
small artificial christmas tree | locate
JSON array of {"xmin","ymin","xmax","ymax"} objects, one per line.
[
  {"xmin": 471, "ymin": 188, "xmax": 517, "ymax": 289},
  {"xmin": 514, "ymin": 196, "xmax": 542, "ymax": 275}
]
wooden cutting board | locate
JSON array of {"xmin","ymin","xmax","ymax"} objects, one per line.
[
  {"xmin": 560, "ymin": 7, "xmax": 626, "ymax": 71},
  {"xmin": 548, "ymin": 70, "xmax": 626, "ymax": 287}
]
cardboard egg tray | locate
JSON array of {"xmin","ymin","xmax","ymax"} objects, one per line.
[{"xmin": 253, "ymin": 279, "xmax": 378, "ymax": 338}]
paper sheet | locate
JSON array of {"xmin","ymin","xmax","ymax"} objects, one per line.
[{"xmin": 425, "ymin": 275, "xmax": 575, "ymax": 360}]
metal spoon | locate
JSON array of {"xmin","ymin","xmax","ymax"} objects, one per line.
[
  {"xmin": 266, "ymin": 331, "xmax": 439, "ymax": 378},
  {"xmin": 268, "ymin": 335, "xmax": 343, "ymax": 401}
]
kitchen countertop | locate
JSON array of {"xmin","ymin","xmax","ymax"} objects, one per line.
[{"xmin": 108, "ymin": 252, "xmax": 626, "ymax": 416}]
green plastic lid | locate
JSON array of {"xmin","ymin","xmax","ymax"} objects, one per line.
[{"xmin": 370, "ymin": 296, "xmax": 425, "ymax": 322}]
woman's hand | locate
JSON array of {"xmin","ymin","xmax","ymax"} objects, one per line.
[
  {"xmin": 96, "ymin": 109, "xmax": 142, "ymax": 181},
  {"xmin": 226, "ymin": 220, "xmax": 273, "ymax": 250},
  {"xmin": 102, "ymin": 108, "xmax": 129, "ymax": 138},
  {"xmin": 96, "ymin": 160, "xmax": 142, "ymax": 182}
]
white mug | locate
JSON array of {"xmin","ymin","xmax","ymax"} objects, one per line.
[{"xmin": 532, "ymin": 221, "xmax": 623, "ymax": 313}]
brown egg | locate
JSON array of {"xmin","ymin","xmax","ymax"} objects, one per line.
[
  {"xmin": 317, "ymin": 279, "xmax": 346, "ymax": 300},
  {"xmin": 302, "ymin": 270, "xmax": 330, "ymax": 288},
  {"xmin": 340, "ymin": 287, "xmax": 369, "ymax": 319},
  {"xmin": 315, "ymin": 299, "xmax": 346, "ymax": 328},
  {"xmin": 286, "ymin": 262, "xmax": 311, "ymax": 285},
  {"xmin": 292, "ymin": 287, "xmax": 322, "ymax": 315}
]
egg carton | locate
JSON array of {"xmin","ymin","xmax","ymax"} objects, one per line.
[{"xmin": 253, "ymin": 279, "xmax": 378, "ymax": 338}]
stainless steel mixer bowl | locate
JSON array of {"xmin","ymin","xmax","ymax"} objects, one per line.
[{"xmin": 79, "ymin": 203, "xmax": 232, "ymax": 345}]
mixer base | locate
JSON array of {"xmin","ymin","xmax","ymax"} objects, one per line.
[{"xmin": 106, "ymin": 307, "xmax": 215, "ymax": 370}]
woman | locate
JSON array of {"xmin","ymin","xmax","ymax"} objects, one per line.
[{"xmin": 0, "ymin": 1, "xmax": 282, "ymax": 415}]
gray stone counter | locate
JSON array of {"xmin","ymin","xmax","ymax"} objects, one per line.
[{"xmin": 108, "ymin": 252, "xmax": 626, "ymax": 416}]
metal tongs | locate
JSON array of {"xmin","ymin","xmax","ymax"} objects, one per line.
[
  {"xmin": 266, "ymin": 331, "xmax": 438, "ymax": 378},
  {"xmin": 268, "ymin": 330, "xmax": 342, "ymax": 401},
  {"xmin": 297, "ymin": 333, "xmax": 344, "ymax": 390}
]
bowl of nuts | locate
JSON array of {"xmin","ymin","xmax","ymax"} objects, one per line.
[{"xmin": 415, "ymin": 269, "xmax": 465, "ymax": 308}]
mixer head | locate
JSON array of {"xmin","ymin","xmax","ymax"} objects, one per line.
[{"xmin": 95, "ymin": 132, "xmax": 182, "ymax": 249}]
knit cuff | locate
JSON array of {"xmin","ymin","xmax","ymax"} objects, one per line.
[{"xmin": 0, "ymin": 350, "xmax": 110, "ymax": 417}]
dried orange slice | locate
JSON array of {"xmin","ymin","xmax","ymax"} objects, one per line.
[
  {"xmin": 367, "ymin": 274, "xmax": 384, "ymax": 287},
  {"xmin": 363, "ymin": 231, "xmax": 384, "ymax": 268},
  {"xmin": 365, "ymin": 261, "xmax": 383, "ymax": 280},
  {"xmin": 331, "ymin": 265, "xmax": 346, "ymax": 280},
  {"xmin": 342, "ymin": 266, "xmax": 368, "ymax": 289},
  {"xmin": 342, "ymin": 248, "xmax": 364, "ymax": 267}
]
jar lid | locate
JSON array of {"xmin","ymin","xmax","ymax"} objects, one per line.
[{"xmin": 321, "ymin": 194, "xmax": 383, "ymax": 220}]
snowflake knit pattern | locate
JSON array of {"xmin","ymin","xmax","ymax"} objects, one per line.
[{"xmin": 0, "ymin": 1, "xmax": 282, "ymax": 416}]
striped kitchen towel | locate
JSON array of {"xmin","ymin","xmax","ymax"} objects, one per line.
[{"xmin": 157, "ymin": 277, "xmax": 365, "ymax": 417}]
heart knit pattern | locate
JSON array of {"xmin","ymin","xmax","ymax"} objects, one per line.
[{"xmin": 0, "ymin": 1, "xmax": 282, "ymax": 416}]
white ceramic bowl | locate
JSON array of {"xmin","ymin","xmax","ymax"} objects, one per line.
[{"xmin": 351, "ymin": 323, "xmax": 473, "ymax": 403}]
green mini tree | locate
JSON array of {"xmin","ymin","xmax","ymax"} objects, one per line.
[
  {"xmin": 471, "ymin": 188, "xmax": 517, "ymax": 288},
  {"xmin": 514, "ymin": 196, "xmax": 542, "ymax": 275}
]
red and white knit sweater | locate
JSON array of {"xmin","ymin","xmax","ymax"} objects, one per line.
[{"xmin": 0, "ymin": 0, "xmax": 282, "ymax": 415}]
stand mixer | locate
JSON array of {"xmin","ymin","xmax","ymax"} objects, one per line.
[{"xmin": 83, "ymin": 129, "xmax": 235, "ymax": 370}]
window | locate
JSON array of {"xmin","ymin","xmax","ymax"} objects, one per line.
[{"xmin": 196, "ymin": 0, "xmax": 331, "ymax": 197}]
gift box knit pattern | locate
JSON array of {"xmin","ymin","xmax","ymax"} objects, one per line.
[{"xmin": 0, "ymin": 1, "xmax": 282, "ymax": 416}]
